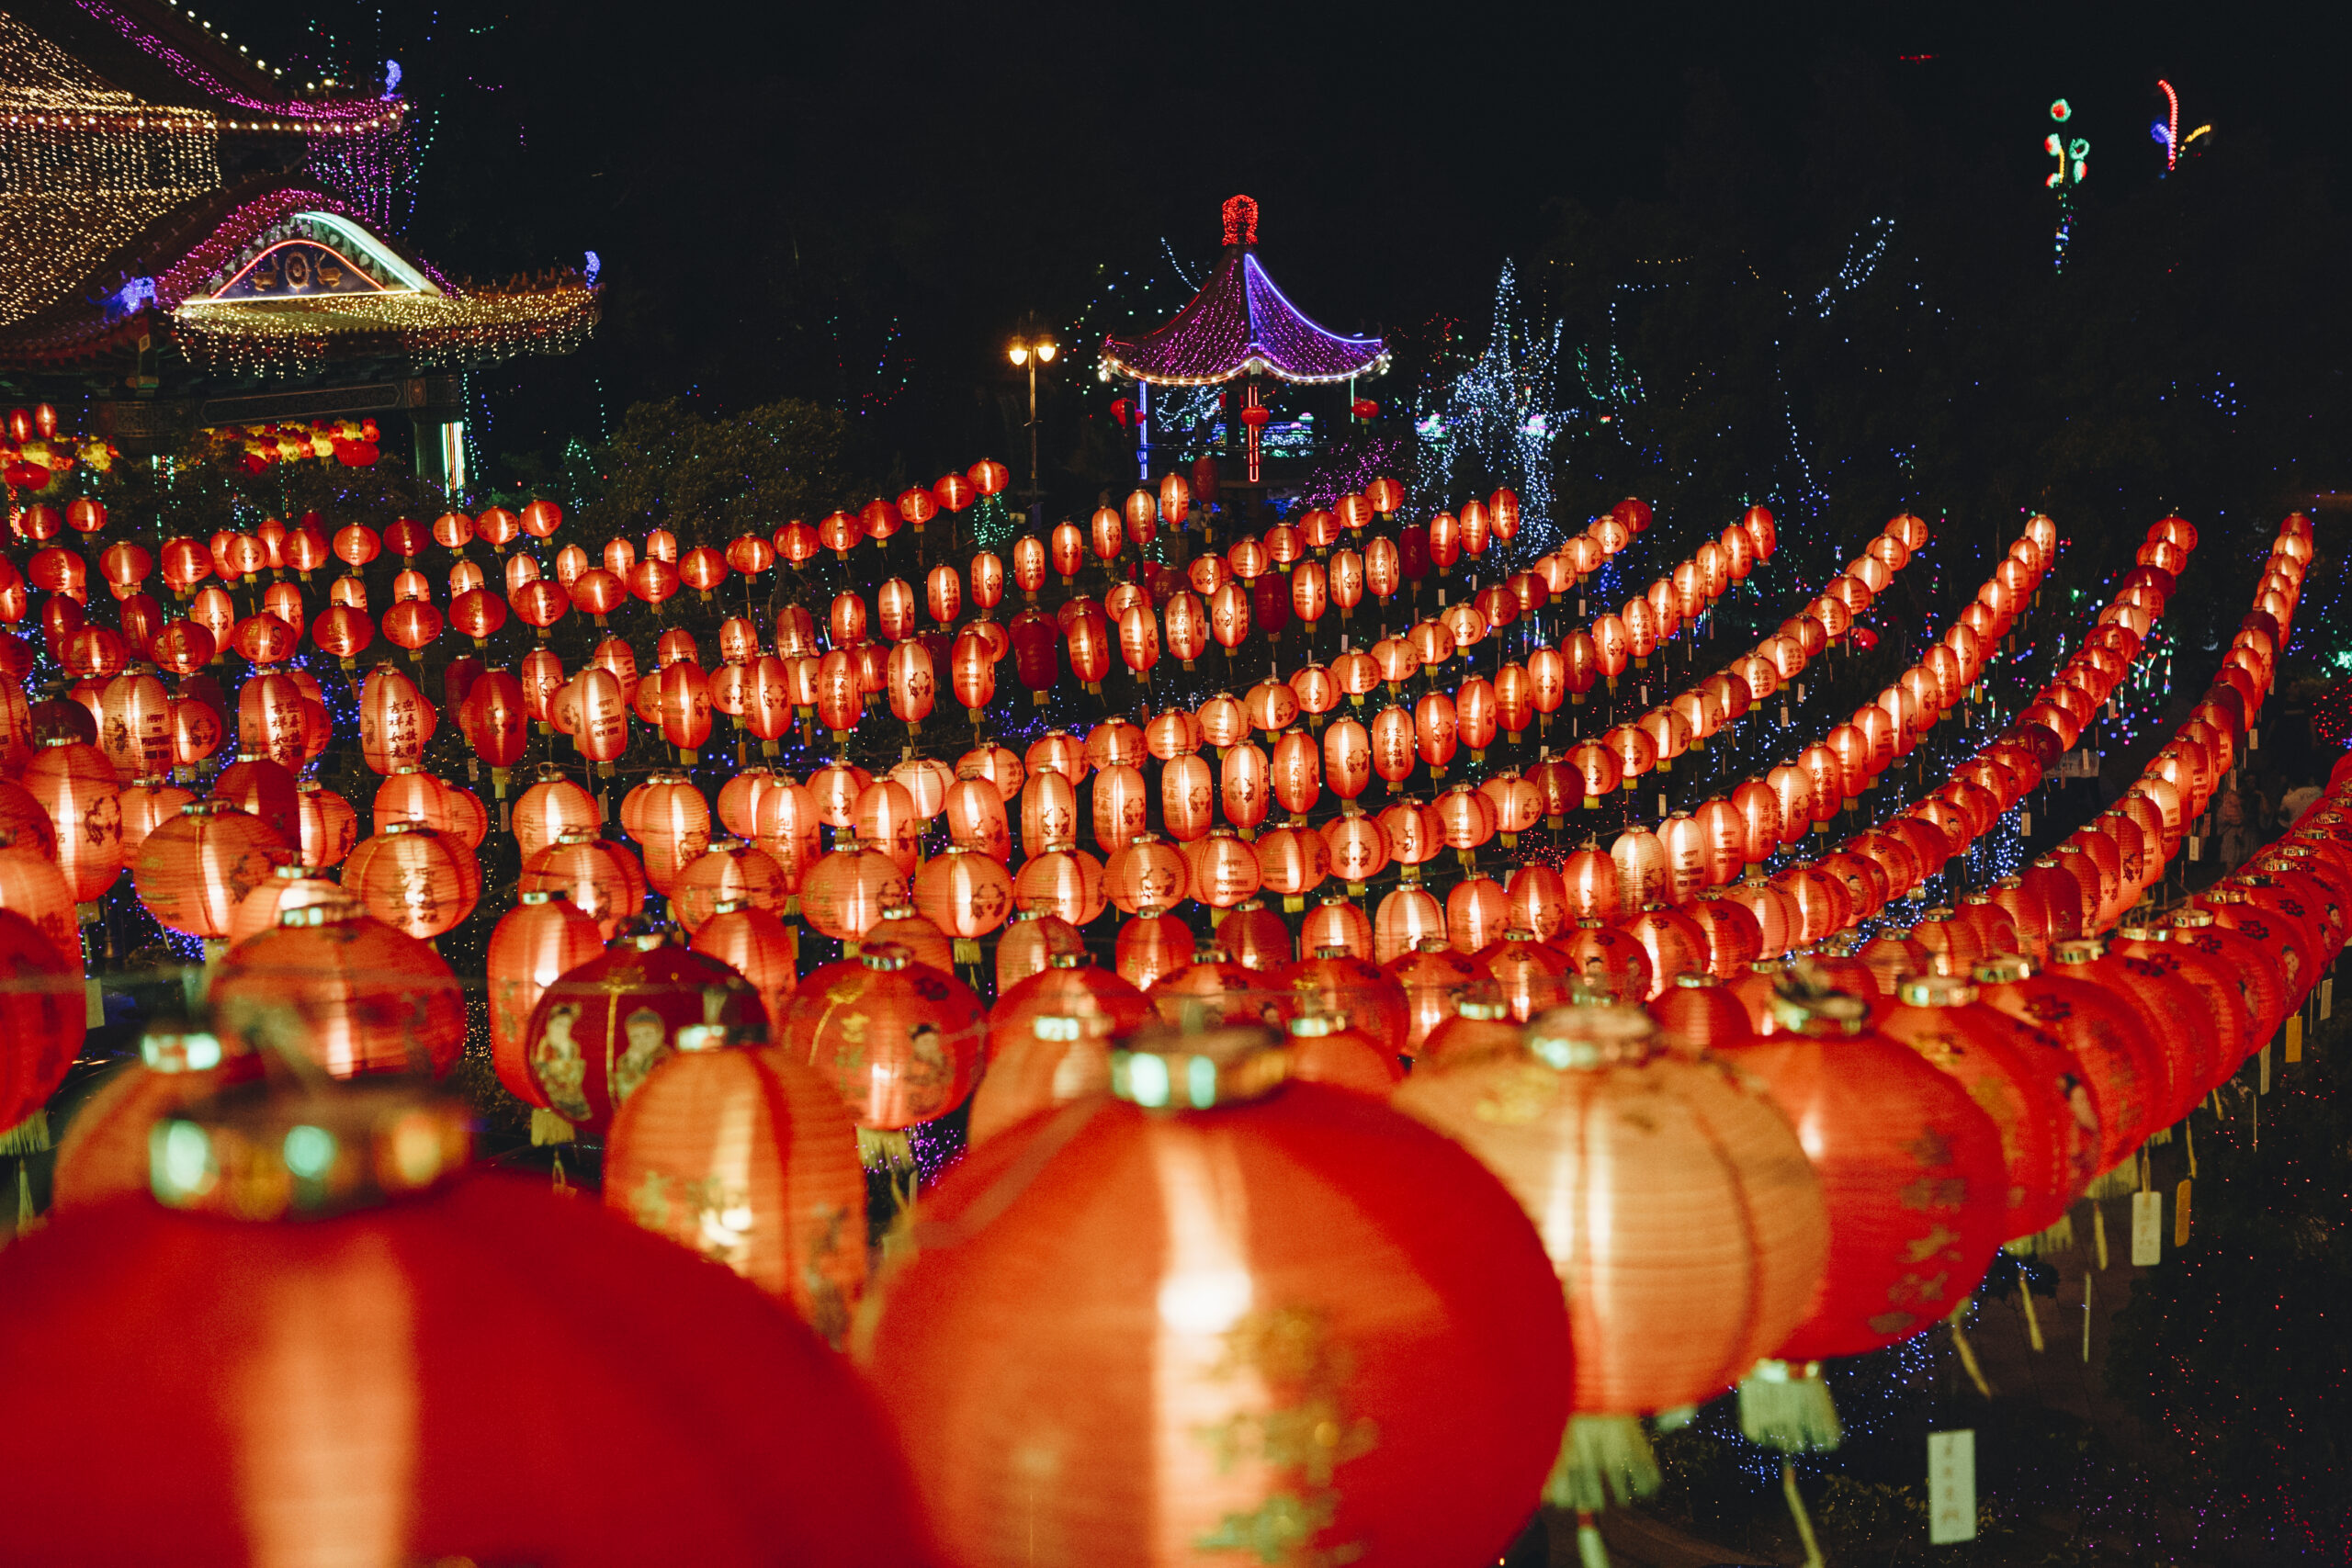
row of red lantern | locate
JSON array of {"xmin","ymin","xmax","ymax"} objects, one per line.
[
  {"xmin": 1621, "ymin": 512, "xmax": 2040, "ymax": 841},
  {"xmin": 1466, "ymin": 516, "xmax": 2146, "ymax": 973},
  {"xmin": 770, "ymin": 499, "xmax": 1685, "ymax": 754},
  {"xmin": 17, "ymin": 468, "xmax": 1553, "ymax": 671},
  {"xmin": 542, "ymin": 481, "xmax": 1571, "ymax": 676},
  {"xmin": 1547, "ymin": 510, "xmax": 1948, "ymax": 826},
  {"xmin": 1754, "ymin": 516, "xmax": 2197, "ymax": 952},
  {"xmin": 2075, "ymin": 512, "xmax": 2308, "ymax": 939},
  {"xmin": 1069, "ymin": 495, "xmax": 1724, "ymax": 697},
  {"xmin": 0, "ymin": 507, "xmax": 2049, "ymax": 959},
  {"xmin": 875, "ymin": 887, "xmax": 2272, "ymax": 1533},
  {"xmin": 827, "ymin": 508, "xmax": 1781, "ymax": 787},
  {"xmin": 26, "ymin": 485, "xmax": 1647, "ymax": 730},
  {"xmin": 30, "ymin": 503, "xmax": 571, "ymax": 605}
]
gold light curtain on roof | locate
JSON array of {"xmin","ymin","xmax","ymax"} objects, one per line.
[
  {"xmin": 0, "ymin": 14, "xmax": 220, "ymax": 324},
  {"xmin": 173, "ymin": 285, "xmax": 603, "ymax": 377}
]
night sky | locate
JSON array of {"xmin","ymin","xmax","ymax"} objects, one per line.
[{"xmin": 167, "ymin": 1, "xmax": 2352, "ymax": 484}]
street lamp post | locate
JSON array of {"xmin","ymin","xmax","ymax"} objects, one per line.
[{"xmin": 1007, "ymin": 332, "xmax": 1057, "ymax": 523}]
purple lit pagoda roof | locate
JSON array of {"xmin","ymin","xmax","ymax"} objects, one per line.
[{"xmin": 1102, "ymin": 197, "xmax": 1387, "ymax": 387}]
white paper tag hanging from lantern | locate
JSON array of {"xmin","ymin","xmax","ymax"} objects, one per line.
[
  {"xmin": 1928, "ymin": 1430, "xmax": 1976, "ymax": 1543},
  {"xmin": 2131, "ymin": 1190, "xmax": 2163, "ymax": 1267}
]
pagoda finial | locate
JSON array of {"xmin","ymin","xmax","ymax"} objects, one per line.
[{"xmin": 1222, "ymin": 195, "xmax": 1259, "ymax": 249}]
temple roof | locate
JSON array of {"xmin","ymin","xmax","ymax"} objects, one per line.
[
  {"xmin": 1101, "ymin": 197, "xmax": 1387, "ymax": 387},
  {"xmin": 0, "ymin": 182, "xmax": 596, "ymax": 383},
  {"xmin": 0, "ymin": 2, "xmax": 593, "ymax": 392}
]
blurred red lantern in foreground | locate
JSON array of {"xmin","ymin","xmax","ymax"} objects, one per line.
[{"xmin": 0, "ymin": 1081, "xmax": 927, "ymax": 1565}]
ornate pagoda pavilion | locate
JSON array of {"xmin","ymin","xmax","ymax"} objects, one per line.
[
  {"xmin": 1102, "ymin": 195, "xmax": 1386, "ymax": 491},
  {"xmin": 0, "ymin": 0, "xmax": 595, "ymax": 490}
]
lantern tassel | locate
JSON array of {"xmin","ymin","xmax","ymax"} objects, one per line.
[
  {"xmin": 2019, "ymin": 1271, "xmax": 2045, "ymax": 1353},
  {"xmin": 11, "ymin": 1162, "xmax": 39, "ymax": 1238},
  {"xmin": 1574, "ymin": 1510, "xmax": 1611, "ymax": 1568},
  {"xmin": 858, "ymin": 1126, "xmax": 915, "ymax": 1175},
  {"xmin": 529, "ymin": 1108, "xmax": 575, "ymax": 1146},
  {"xmin": 0, "ymin": 1110, "xmax": 50, "ymax": 1156},
  {"xmin": 2003, "ymin": 1212, "xmax": 2074, "ymax": 1258},
  {"xmin": 1947, "ymin": 1297, "xmax": 1993, "ymax": 1398},
  {"xmin": 1542, "ymin": 1413, "xmax": 1658, "ymax": 1513},
  {"xmin": 550, "ymin": 1152, "xmax": 571, "ymax": 1194},
  {"xmin": 2093, "ymin": 1201, "xmax": 2109, "ymax": 1270},
  {"xmin": 1781, "ymin": 1461, "xmax": 1826, "ymax": 1568},
  {"xmin": 1738, "ymin": 1359, "xmax": 1842, "ymax": 1453}
]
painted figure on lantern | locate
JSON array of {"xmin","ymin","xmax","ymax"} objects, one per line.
[
  {"xmin": 534, "ymin": 1004, "xmax": 593, "ymax": 1121},
  {"xmin": 613, "ymin": 1006, "xmax": 673, "ymax": 1104}
]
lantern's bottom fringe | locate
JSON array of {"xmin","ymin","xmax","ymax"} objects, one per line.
[
  {"xmin": 1574, "ymin": 1510, "xmax": 1611, "ymax": 1568},
  {"xmin": 2086, "ymin": 1160, "xmax": 2140, "ymax": 1200},
  {"xmin": 529, "ymin": 1109, "xmax": 575, "ymax": 1146},
  {"xmin": 0, "ymin": 1111, "xmax": 50, "ymax": 1156},
  {"xmin": 1738, "ymin": 1360, "xmax": 1842, "ymax": 1453},
  {"xmin": 13, "ymin": 1164, "xmax": 39, "ymax": 1235},
  {"xmin": 858, "ymin": 1126, "xmax": 915, "ymax": 1175},
  {"xmin": 2005, "ymin": 1212, "xmax": 2075, "ymax": 1257},
  {"xmin": 1544, "ymin": 1412, "xmax": 1658, "ymax": 1514}
]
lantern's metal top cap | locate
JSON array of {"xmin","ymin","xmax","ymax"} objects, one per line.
[
  {"xmin": 1767, "ymin": 963, "xmax": 1870, "ymax": 1036},
  {"xmin": 279, "ymin": 893, "xmax": 365, "ymax": 930},
  {"xmin": 1525, "ymin": 1003, "xmax": 1657, "ymax": 1069},
  {"xmin": 1111, "ymin": 1022, "xmax": 1287, "ymax": 1110},
  {"xmin": 141, "ymin": 1027, "xmax": 225, "ymax": 1073},
  {"xmin": 1897, "ymin": 972, "xmax": 1977, "ymax": 1008},
  {"xmin": 1973, "ymin": 952, "xmax": 2034, "ymax": 984},
  {"xmin": 151, "ymin": 1079, "xmax": 471, "ymax": 1221}
]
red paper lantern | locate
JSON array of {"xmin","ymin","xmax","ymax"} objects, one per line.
[
  {"xmin": 0, "ymin": 1083, "xmax": 924, "ymax": 1565},
  {"xmin": 1399, "ymin": 1003, "xmax": 1826, "ymax": 1416},
  {"xmin": 24, "ymin": 738, "xmax": 123, "ymax": 902},
  {"xmin": 212, "ymin": 896, "xmax": 465, "ymax": 1077},
  {"xmin": 779, "ymin": 942, "xmax": 985, "ymax": 1136},
  {"xmin": 522, "ymin": 830, "xmax": 648, "ymax": 941},
  {"xmin": 861, "ymin": 1027, "xmax": 1572, "ymax": 1568},
  {"xmin": 1873, "ymin": 973, "xmax": 2098, "ymax": 1240},
  {"xmin": 1725, "ymin": 981, "xmax": 2006, "ymax": 1359}
]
